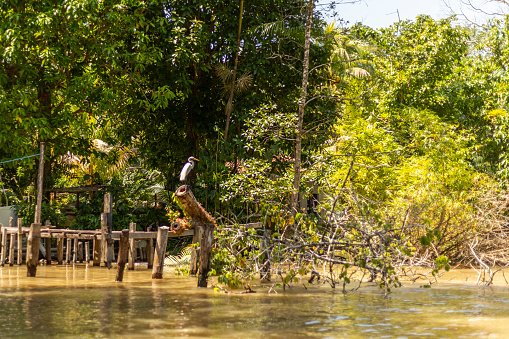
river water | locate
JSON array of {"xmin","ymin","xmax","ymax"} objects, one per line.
[{"xmin": 0, "ymin": 265, "xmax": 509, "ymax": 338}]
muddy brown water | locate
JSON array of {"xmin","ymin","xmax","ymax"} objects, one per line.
[{"xmin": 1, "ymin": 265, "xmax": 509, "ymax": 338}]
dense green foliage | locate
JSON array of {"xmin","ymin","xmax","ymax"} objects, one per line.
[{"xmin": 2, "ymin": 0, "xmax": 509, "ymax": 290}]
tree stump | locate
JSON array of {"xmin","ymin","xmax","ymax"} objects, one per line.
[{"xmin": 175, "ymin": 185, "xmax": 216, "ymax": 288}]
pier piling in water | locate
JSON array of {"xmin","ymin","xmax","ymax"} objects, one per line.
[
  {"xmin": 152, "ymin": 226, "xmax": 169, "ymax": 279},
  {"xmin": 115, "ymin": 229, "xmax": 130, "ymax": 282},
  {"xmin": 128, "ymin": 222, "xmax": 136, "ymax": 271},
  {"xmin": 26, "ymin": 223, "xmax": 41, "ymax": 277},
  {"xmin": 1, "ymin": 226, "xmax": 6, "ymax": 267}
]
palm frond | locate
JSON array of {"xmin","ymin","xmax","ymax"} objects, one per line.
[
  {"xmin": 235, "ymin": 72, "xmax": 253, "ymax": 94},
  {"xmin": 214, "ymin": 64, "xmax": 234, "ymax": 85},
  {"xmin": 164, "ymin": 245, "xmax": 193, "ymax": 266},
  {"xmin": 346, "ymin": 67, "xmax": 371, "ymax": 78},
  {"xmin": 254, "ymin": 20, "xmax": 304, "ymax": 38}
]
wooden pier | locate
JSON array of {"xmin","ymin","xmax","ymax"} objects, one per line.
[
  {"xmin": 0, "ymin": 188, "xmax": 262, "ymax": 286},
  {"xmin": 0, "ymin": 218, "xmax": 262, "ymax": 279},
  {"xmin": 0, "ymin": 219, "xmax": 196, "ymax": 268}
]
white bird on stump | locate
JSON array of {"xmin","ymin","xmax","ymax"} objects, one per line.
[{"xmin": 179, "ymin": 156, "xmax": 199, "ymax": 184}]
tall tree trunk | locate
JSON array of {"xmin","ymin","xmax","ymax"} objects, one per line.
[
  {"xmin": 289, "ymin": 0, "xmax": 314, "ymax": 213},
  {"xmin": 223, "ymin": 0, "xmax": 244, "ymax": 141}
]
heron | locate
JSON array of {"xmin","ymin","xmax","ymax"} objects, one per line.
[{"xmin": 179, "ymin": 156, "xmax": 199, "ymax": 183}]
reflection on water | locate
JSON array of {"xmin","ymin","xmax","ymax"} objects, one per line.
[{"xmin": 0, "ymin": 265, "xmax": 509, "ymax": 338}]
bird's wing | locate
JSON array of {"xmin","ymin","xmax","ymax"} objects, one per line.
[{"xmin": 180, "ymin": 162, "xmax": 192, "ymax": 181}]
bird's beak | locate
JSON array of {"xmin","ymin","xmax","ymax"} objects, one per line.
[{"xmin": 193, "ymin": 157, "xmax": 199, "ymax": 161}]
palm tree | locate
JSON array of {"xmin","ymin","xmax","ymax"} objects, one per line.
[
  {"xmin": 325, "ymin": 22, "xmax": 372, "ymax": 87},
  {"xmin": 61, "ymin": 119, "xmax": 136, "ymax": 186}
]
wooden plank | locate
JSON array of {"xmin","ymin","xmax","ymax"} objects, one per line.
[
  {"xmin": 64, "ymin": 234, "xmax": 96, "ymax": 240},
  {"xmin": 46, "ymin": 184, "xmax": 109, "ymax": 194},
  {"xmin": 111, "ymin": 231, "xmax": 158, "ymax": 240}
]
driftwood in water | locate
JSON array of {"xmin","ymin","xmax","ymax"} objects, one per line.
[
  {"xmin": 116, "ymin": 229, "xmax": 130, "ymax": 282},
  {"xmin": 175, "ymin": 185, "xmax": 216, "ymax": 287}
]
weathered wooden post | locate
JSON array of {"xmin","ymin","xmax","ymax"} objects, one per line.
[
  {"xmin": 85, "ymin": 241, "xmax": 90, "ymax": 264},
  {"xmin": 147, "ymin": 227, "xmax": 154, "ymax": 269},
  {"xmin": 103, "ymin": 193, "xmax": 114, "ymax": 267},
  {"xmin": 17, "ymin": 218, "xmax": 23, "ymax": 265},
  {"xmin": 9, "ymin": 233, "xmax": 15, "ymax": 266},
  {"xmin": 93, "ymin": 236, "xmax": 101, "ymax": 266},
  {"xmin": 175, "ymin": 185, "xmax": 216, "ymax": 287},
  {"xmin": 0, "ymin": 226, "xmax": 6, "ymax": 267},
  {"xmin": 57, "ymin": 238, "xmax": 64, "ymax": 265},
  {"xmin": 78, "ymin": 241, "xmax": 84, "ymax": 263},
  {"xmin": 101, "ymin": 212, "xmax": 113, "ymax": 268},
  {"xmin": 128, "ymin": 222, "xmax": 136, "ymax": 270},
  {"xmin": 116, "ymin": 229, "xmax": 130, "ymax": 282},
  {"xmin": 27, "ymin": 141, "xmax": 45, "ymax": 277},
  {"xmin": 26, "ymin": 223, "xmax": 41, "ymax": 277},
  {"xmin": 66, "ymin": 238, "xmax": 72, "ymax": 264},
  {"xmin": 101, "ymin": 213, "xmax": 113, "ymax": 268},
  {"xmin": 189, "ymin": 226, "xmax": 203, "ymax": 276},
  {"xmin": 151, "ymin": 226, "xmax": 169, "ymax": 279},
  {"xmin": 73, "ymin": 238, "xmax": 78, "ymax": 263},
  {"xmin": 45, "ymin": 238, "xmax": 52, "ymax": 265},
  {"xmin": 34, "ymin": 142, "xmax": 45, "ymax": 225}
]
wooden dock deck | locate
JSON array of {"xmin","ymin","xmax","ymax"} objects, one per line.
[{"xmin": 0, "ymin": 221, "xmax": 262, "ymax": 269}]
